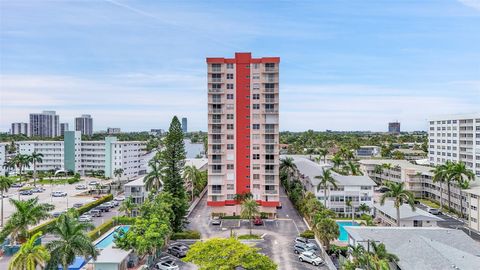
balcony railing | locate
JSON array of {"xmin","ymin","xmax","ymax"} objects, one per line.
[
  {"xmin": 209, "ymin": 88, "xmax": 224, "ymax": 93},
  {"xmin": 265, "ymin": 98, "xmax": 278, "ymax": 103},
  {"xmin": 211, "ymin": 139, "xmax": 222, "ymax": 144},
  {"xmin": 265, "ymin": 159, "xmax": 276, "ymax": 164},
  {"xmin": 264, "ymin": 109, "xmax": 278, "ymax": 114},
  {"xmin": 211, "ymin": 119, "xmax": 223, "ymax": 124},
  {"xmin": 212, "ymin": 159, "xmax": 223, "ymax": 164},
  {"xmin": 211, "ymin": 149, "xmax": 223, "ymax": 154},
  {"xmin": 211, "ymin": 169, "xmax": 223, "ymax": 174},
  {"xmin": 209, "ymin": 109, "xmax": 223, "ymax": 114},
  {"xmin": 264, "ymin": 88, "xmax": 276, "ymax": 93},
  {"xmin": 209, "ymin": 98, "xmax": 222, "ymax": 103},
  {"xmin": 264, "ymin": 170, "xmax": 275, "ymax": 174},
  {"xmin": 265, "ymin": 180, "xmax": 276, "ymax": 184},
  {"xmin": 264, "ymin": 129, "xmax": 276, "ymax": 133},
  {"xmin": 211, "ymin": 129, "xmax": 223, "ymax": 134},
  {"xmin": 265, "ymin": 149, "xmax": 276, "ymax": 154},
  {"xmin": 211, "ymin": 78, "xmax": 222, "ymax": 83},
  {"xmin": 264, "ymin": 190, "xmax": 277, "ymax": 194},
  {"xmin": 264, "ymin": 139, "xmax": 276, "ymax": 144},
  {"xmin": 211, "ymin": 189, "xmax": 223, "ymax": 194}
]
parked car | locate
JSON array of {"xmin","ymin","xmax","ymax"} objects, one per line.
[
  {"xmin": 276, "ymin": 203, "xmax": 283, "ymax": 209},
  {"xmin": 211, "ymin": 216, "xmax": 221, "ymax": 225},
  {"xmin": 428, "ymin": 208, "xmax": 442, "ymax": 215},
  {"xmin": 295, "ymin": 237, "xmax": 311, "ymax": 245},
  {"xmin": 11, "ymin": 183, "xmax": 24, "ymax": 188},
  {"xmin": 375, "ymin": 186, "xmax": 390, "ymax": 193},
  {"xmin": 155, "ymin": 260, "xmax": 179, "ymax": 270},
  {"xmin": 73, "ymin": 203, "xmax": 84, "ymax": 208},
  {"xmin": 111, "ymin": 200, "xmax": 119, "ymax": 207},
  {"xmin": 102, "ymin": 202, "xmax": 114, "ymax": 209},
  {"xmin": 78, "ymin": 215, "xmax": 92, "ymax": 222},
  {"xmin": 89, "ymin": 209, "xmax": 102, "ymax": 217},
  {"xmin": 96, "ymin": 205, "xmax": 110, "ymax": 212},
  {"xmin": 299, "ymin": 251, "xmax": 324, "ymax": 266},
  {"xmin": 75, "ymin": 184, "xmax": 88, "ymax": 190},
  {"xmin": 167, "ymin": 243, "xmax": 189, "ymax": 258},
  {"xmin": 19, "ymin": 190, "xmax": 33, "ymax": 195},
  {"xmin": 52, "ymin": 191, "xmax": 67, "ymax": 197},
  {"xmin": 114, "ymin": 196, "xmax": 125, "ymax": 201},
  {"xmin": 88, "ymin": 181, "xmax": 99, "ymax": 186},
  {"xmin": 253, "ymin": 216, "xmax": 263, "ymax": 226},
  {"xmin": 31, "ymin": 187, "xmax": 45, "ymax": 193},
  {"xmin": 294, "ymin": 243, "xmax": 315, "ymax": 254}
]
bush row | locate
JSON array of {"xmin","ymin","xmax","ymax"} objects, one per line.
[
  {"xmin": 299, "ymin": 230, "xmax": 315, "ymax": 239},
  {"xmin": 171, "ymin": 230, "xmax": 201, "ymax": 240},
  {"xmin": 77, "ymin": 194, "xmax": 113, "ymax": 215},
  {"xmin": 113, "ymin": 216, "xmax": 136, "ymax": 225},
  {"xmin": 88, "ymin": 219, "xmax": 114, "ymax": 241}
]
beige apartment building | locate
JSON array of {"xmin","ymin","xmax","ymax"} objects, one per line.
[{"xmin": 206, "ymin": 52, "xmax": 280, "ymax": 217}]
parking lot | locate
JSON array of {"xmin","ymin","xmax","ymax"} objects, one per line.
[{"xmin": 188, "ymin": 188, "xmax": 329, "ymax": 270}]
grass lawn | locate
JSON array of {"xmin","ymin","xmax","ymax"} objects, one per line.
[
  {"xmin": 37, "ymin": 178, "xmax": 80, "ymax": 185},
  {"xmin": 237, "ymin": 234, "xmax": 262, "ymax": 240},
  {"xmin": 418, "ymin": 199, "xmax": 440, "ymax": 209}
]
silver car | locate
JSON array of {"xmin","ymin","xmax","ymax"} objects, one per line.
[
  {"xmin": 299, "ymin": 251, "xmax": 324, "ymax": 266},
  {"xmin": 155, "ymin": 260, "xmax": 179, "ymax": 270}
]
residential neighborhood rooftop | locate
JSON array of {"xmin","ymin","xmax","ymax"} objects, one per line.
[{"xmin": 373, "ymin": 200, "xmax": 443, "ymax": 221}]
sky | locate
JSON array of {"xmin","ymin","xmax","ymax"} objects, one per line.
[{"xmin": 0, "ymin": 0, "xmax": 479, "ymax": 132}]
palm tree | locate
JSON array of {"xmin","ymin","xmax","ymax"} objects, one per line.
[
  {"xmin": 3, "ymin": 159, "xmax": 16, "ymax": 176},
  {"xmin": 315, "ymin": 169, "xmax": 337, "ymax": 207},
  {"xmin": 370, "ymin": 241, "xmax": 399, "ymax": 263},
  {"xmin": 119, "ymin": 196, "xmax": 136, "ymax": 217},
  {"xmin": 46, "ymin": 213, "xmax": 98, "ymax": 270},
  {"xmin": 144, "ymin": 158, "xmax": 163, "ymax": 191},
  {"xmin": 318, "ymin": 148, "xmax": 328, "ymax": 163},
  {"xmin": 280, "ymin": 157, "xmax": 297, "ymax": 183},
  {"xmin": 0, "ymin": 176, "xmax": 14, "ymax": 227},
  {"xmin": 8, "ymin": 232, "xmax": 50, "ymax": 270},
  {"xmin": 16, "ymin": 154, "xmax": 31, "ymax": 180},
  {"xmin": 346, "ymin": 199, "xmax": 355, "ymax": 222},
  {"xmin": 449, "ymin": 162, "xmax": 475, "ymax": 217},
  {"xmin": 183, "ymin": 165, "xmax": 199, "ymax": 200},
  {"xmin": 1, "ymin": 197, "xmax": 51, "ymax": 244},
  {"xmin": 27, "ymin": 152, "xmax": 43, "ymax": 187},
  {"xmin": 314, "ymin": 218, "xmax": 339, "ymax": 251},
  {"xmin": 331, "ymin": 154, "xmax": 344, "ymax": 169},
  {"xmin": 358, "ymin": 203, "xmax": 371, "ymax": 215},
  {"xmin": 380, "ymin": 182, "xmax": 415, "ymax": 226},
  {"xmin": 113, "ymin": 168, "xmax": 124, "ymax": 182},
  {"xmin": 344, "ymin": 161, "xmax": 363, "ymax": 176},
  {"xmin": 240, "ymin": 198, "xmax": 260, "ymax": 235},
  {"xmin": 431, "ymin": 163, "xmax": 449, "ymax": 209}
]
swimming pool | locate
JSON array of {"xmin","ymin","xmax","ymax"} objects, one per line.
[
  {"xmin": 336, "ymin": 221, "xmax": 359, "ymax": 242},
  {"xmin": 95, "ymin": 225, "xmax": 130, "ymax": 249}
]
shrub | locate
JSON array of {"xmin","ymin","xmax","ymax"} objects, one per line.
[
  {"xmin": 113, "ymin": 216, "xmax": 136, "ymax": 225},
  {"xmin": 237, "ymin": 234, "xmax": 261, "ymax": 240},
  {"xmin": 329, "ymin": 244, "xmax": 349, "ymax": 256},
  {"xmin": 67, "ymin": 177, "xmax": 80, "ymax": 184},
  {"xmin": 88, "ymin": 219, "xmax": 114, "ymax": 241},
  {"xmin": 28, "ymin": 219, "xmax": 57, "ymax": 237},
  {"xmin": 300, "ymin": 230, "xmax": 315, "ymax": 239},
  {"xmin": 171, "ymin": 230, "xmax": 201, "ymax": 240},
  {"xmin": 221, "ymin": 215, "xmax": 240, "ymax": 219},
  {"xmin": 260, "ymin": 212, "xmax": 269, "ymax": 219},
  {"xmin": 77, "ymin": 194, "xmax": 113, "ymax": 215}
]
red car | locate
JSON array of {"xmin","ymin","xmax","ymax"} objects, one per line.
[{"xmin": 253, "ymin": 217, "xmax": 263, "ymax": 225}]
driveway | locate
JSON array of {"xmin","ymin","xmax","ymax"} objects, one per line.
[{"xmin": 187, "ymin": 188, "xmax": 328, "ymax": 270}]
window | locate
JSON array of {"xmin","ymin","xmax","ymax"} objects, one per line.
[
  {"xmin": 227, "ymin": 114, "xmax": 234, "ymax": 120},
  {"xmin": 227, "ymin": 83, "xmax": 234, "ymax": 89},
  {"xmin": 226, "ymin": 104, "xmax": 234, "ymax": 110},
  {"xmin": 227, "ymin": 144, "xmax": 234, "ymax": 150},
  {"xmin": 253, "ymin": 154, "xmax": 260, "ymax": 160},
  {"xmin": 252, "ymin": 124, "xmax": 260, "ymax": 130},
  {"xmin": 252, "ymin": 73, "xmax": 260, "ymax": 80},
  {"xmin": 227, "ymin": 74, "xmax": 234, "ymax": 79},
  {"xmin": 227, "ymin": 184, "xmax": 234, "ymax": 190},
  {"xmin": 253, "ymin": 174, "xmax": 260, "ymax": 180},
  {"xmin": 227, "ymin": 164, "xmax": 234, "ymax": 170},
  {"xmin": 253, "ymin": 94, "xmax": 260, "ymax": 100},
  {"xmin": 253, "ymin": 63, "xmax": 259, "ymax": 69},
  {"xmin": 226, "ymin": 63, "xmax": 234, "ymax": 69},
  {"xmin": 252, "ymin": 83, "xmax": 260, "ymax": 90},
  {"xmin": 227, "ymin": 124, "xmax": 234, "ymax": 130},
  {"xmin": 227, "ymin": 94, "xmax": 234, "ymax": 99},
  {"xmin": 253, "ymin": 104, "xmax": 260, "ymax": 110},
  {"xmin": 227, "ymin": 134, "xmax": 234, "ymax": 140}
]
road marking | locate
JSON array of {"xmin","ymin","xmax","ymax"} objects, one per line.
[
  {"xmin": 292, "ymin": 219, "xmax": 300, "ymax": 234},
  {"xmin": 261, "ymin": 233, "xmax": 267, "ymax": 238},
  {"xmin": 286, "ymin": 214, "xmax": 289, "ymax": 218}
]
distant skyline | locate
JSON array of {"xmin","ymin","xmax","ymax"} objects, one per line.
[{"xmin": 1, "ymin": 0, "xmax": 479, "ymax": 132}]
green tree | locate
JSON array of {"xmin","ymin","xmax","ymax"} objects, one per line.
[
  {"xmin": 359, "ymin": 203, "xmax": 371, "ymax": 215},
  {"xmin": 114, "ymin": 168, "xmax": 124, "ymax": 182},
  {"xmin": 346, "ymin": 199, "xmax": 355, "ymax": 221},
  {"xmin": 0, "ymin": 176, "xmax": 14, "ymax": 227},
  {"xmin": 240, "ymin": 198, "xmax": 260, "ymax": 235},
  {"xmin": 331, "ymin": 154, "xmax": 344, "ymax": 169},
  {"xmin": 318, "ymin": 148, "xmax": 329, "ymax": 163},
  {"xmin": 27, "ymin": 152, "xmax": 43, "ymax": 186},
  {"xmin": 314, "ymin": 218, "xmax": 339, "ymax": 251},
  {"xmin": 119, "ymin": 196, "xmax": 136, "ymax": 217},
  {"xmin": 13, "ymin": 154, "xmax": 31, "ymax": 181},
  {"xmin": 144, "ymin": 156, "xmax": 163, "ymax": 191},
  {"xmin": 8, "ymin": 232, "xmax": 50, "ymax": 270},
  {"xmin": 183, "ymin": 238, "xmax": 277, "ymax": 270},
  {"xmin": 280, "ymin": 157, "xmax": 297, "ymax": 184},
  {"xmin": 46, "ymin": 213, "xmax": 98, "ymax": 270},
  {"xmin": 431, "ymin": 163, "xmax": 449, "ymax": 209},
  {"xmin": 0, "ymin": 197, "xmax": 51, "ymax": 244},
  {"xmin": 343, "ymin": 161, "xmax": 363, "ymax": 176},
  {"xmin": 380, "ymin": 182, "xmax": 415, "ymax": 226},
  {"xmin": 449, "ymin": 162, "xmax": 475, "ymax": 217},
  {"xmin": 315, "ymin": 169, "xmax": 337, "ymax": 207},
  {"xmin": 183, "ymin": 165, "xmax": 200, "ymax": 200},
  {"xmin": 160, "ymin": 116, "xmax": 188, "ymax": 232}
]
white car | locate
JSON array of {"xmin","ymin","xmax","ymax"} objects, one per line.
[
  {"xmin": 155, "ymin": 260, "xmax": 179, "ymax": 270},
  {"xmin": 428, "ymin": 208, "xmax": 441, "ymax": 215},
  {"xmin": 299, "ymin": 251, "xmax": 324, "ymax": 266},
  {"xmin": 78, "ymin": 215, "xmax": 93, "ymax": 222},
  {"xmin": 52, "ymin": 191, "xmax": 67, "ymax": 197},
  {"xmin": 114, "ymin": 196, "xmax": 125, "ymax": 201},
  {"xmin": 88, "ymin": 181, "xmax": 99, "ymax": 186},
  {"xmin": 75, "ymin": 184, "xmax": 88, "ymax": 190}
]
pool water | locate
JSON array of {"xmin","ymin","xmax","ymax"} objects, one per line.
[
  {"xmin": 95, "ymin": 225, "xmax": 130, "ymax": 249},
  {"xmin": 336, "ymin": 221, "xmax": 359, "ymax": 242}
]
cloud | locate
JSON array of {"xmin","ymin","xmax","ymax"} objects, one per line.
[{"xmin": 457, "ymin": 0, "xmax": 480, "ymax": 11}]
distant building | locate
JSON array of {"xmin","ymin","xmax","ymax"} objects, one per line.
[
  {"xmin": 75, "ymin": 114, "xmax": 93, "ymax": 136},
  {"xmin": 29, "ymin": 111, "xmax": 60, "ymax": 138},
  {"xmin": 356, "ymin": 146, "xmax": 381, "ymax": 158},
  {"xmin": 0, "ymin": 143, "xmax": 7, "ymax": 176},
  {"xmin": 60, "ymin": 123, "xmax": 69, "ymax": 136},
  {"xmin": 107, "ymin": 128, "xmax": 121, "ymax": 134},
  {"xmin": 149, "ymin": 129, "xmax": 164, "ymax": 136},
  {"xmin": 428, "ymin": 113, "xmax": 480, "ymax": 177},
  {"xmin": 182, "ymin": 117, "xmax": 188, "ymax": 133},
  {"xmin": 388, "ymin": 121, "xmax": 401, "ymax": 134},
  {"xmin": 10, "ymin": 122, "xmax": 29, "ymax": 136},
  {"xmin": 465, "ymin": 187, "xmax": 480, "ymax": 233},
  {"xmin": 373, "ymin": 200, "xmax": 441, "ymax": 227}
]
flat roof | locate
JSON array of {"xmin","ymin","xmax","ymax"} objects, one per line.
[
  {"xmin": 374, "ymin": 200, "xmax": 442, "ymax": 221},
  {"xmin": 185, "ymin": 158, "xmax": 208, "ymax": 170},
  {"xmin": 124, "ymin": 176, "xmax": 145, "ymax": 187},
  {"xmin": 345, "ymin": 226, "xmax": 480, "ymax": 270},
  {"xmin": 94, "ymin": 247, "xmax": 131, "ymax": 264}
]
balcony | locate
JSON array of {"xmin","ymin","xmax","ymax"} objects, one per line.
[
  {"xmin": 209, "ymin": 77, "xmax": 223, "ymax": 83},
  {"xmin": 209, "ymin": 109, "xmax": 223, "ymax": 114},
  {"xmin": 209, "ymin": 98, "xmax": 223, "ymax": 104},
  {"xmin": 211, "ymin": 189, "xmax": 223, "ymax": 194},
  {"xmin": 264, "ymin": 189, "xmax": 277, "ymax": 194},
  {"xmin": 264, "ymin": 109, "xmax": 278, "ymax": 114},
  {"xmin": 264, "ymin": 169, "xmax": 275, "ymax": 174},
  {"xmin": 210, "ymin": 139, "xmax": 222, "ymax": 144},
  {"xmin": 209, "ymin": 88, "xmax": 224, "ymax": 93},
  {"xmin": 264, "ymin": 98, "xmax": 278, "ymax": 103},
  {"xmin": 265, "ymin": 159, "xmax": 277, "ymax": 164},
  {"xmin": 265, "ymin": 179, "xmax": 276, "ymax": 184},
  {"xmin": 264, "ymin": 76, "xmax": 278, "ymax": 83},
  {"xmin": 264, "ymin": 88, "xmax": 276, "ymax": 93},
  {"xmin": 264, "ymin": 139, "xmax": 276, "ymax": 144},
  {"xmin": 211, "ymin": 159, "xmax": 223, "ymax": 164},
  {"xmin": 211, "ymin": 118, "xmax": 223, "ymax": 124},
  {"xmin": 211, "ymin": 129, "xmax": 223, "ymax": 134},
  {"xmin": 265, "ymin": 148, "xmax": 277, "ymax": 154},
  {"xmin": 210, "ymin": 169, "xmax": 223, "ymax": 174},
  {"xmin": 264, "ymin": 128, "xmax": 276, "ymax": 134},
  {"xmin": 211, "ymin": 149, "xmax": 224, "ymax": 154},
  {"xmin": 263, "ymin": 67, "xmax": 278, "ymax": 73}
]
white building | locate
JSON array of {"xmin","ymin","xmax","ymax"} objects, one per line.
[
  {"xmin": 345, "ymin": 227, "xmax": 480, "ymax": 270},
  {"xmin": 292, "ymin": 157, "xmax": 376, "ymax": 216},
  {"xmin": 465, "ymin": 187, "xmax": 480, "ymax": 233},
  {"xmin": 18, "ymin": 141, "xmax": 64, "ymax": 171},
  {"xmin": 124, "ymin": 176, "xmax": 148, "ymax": 206},
  {"xmin": 428, "ymin": 113, "xmax": 480, "ymax": 176},
  {"xmin": 356, "ymin": 146, "xmax": 381, "ymax": 158},
  {"xmin": 373, "ymin": 200, "xmax": 442, "ymax": 227},
  {"xmin": 10, "ymin": 123, "xmax": 29, "ymax": 136},
  {"xmin": 0, "ymin": 143, "xmax": 7, "ymax": 176}
]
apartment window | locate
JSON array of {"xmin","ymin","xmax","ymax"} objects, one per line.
[
  {"xmin": 226, "ymin": 63, "xmax": 234, "ymax": 69},
  {"xmin": 253, "ymin": 104, "xmax": 260, "ymax": 110},
  {"xmin": 227, "ymin": 114, "xmax": 234, "ymax": 120},
  {"xmin": 227, "ymin": 144, "xmax": 234, "ymax": 150},
  {"xmin": 227, "ymin": 74, "xmax": 234, "ymax": 79},
  {"xmin": 227, "ymin": 94, "xmax": 234, "ymax": 99},
  {"xmin": 227, "ymin": 124, "xmax": 234, "ymax": 130},
  {"xmin": 227, "ymin": 164, "xmax": 234, "ymax": 170},
  {"xmin": 253, "ymin": 174, "xmax": 260, "ymax": 180},
  {"xmin": 227, "ymin": 83, "xmax": 234, "ymax": 89},
  {"xmin": 252, "ymin": 124, "xmax": 260, "ymax": 130},
  {"xmin": 253, "ymin": 63, "xmax": 259, "ymax": 69},
  {"xmin": 227, "ymin": 135, "xmax": 234, "ymax": 140},
  {"xmin": 253, "ymin": 164, "xmax": 260, "ymax": 170},
  {"xmin": 253, "ymin": 94, "xmax": 260, "ymax": 100},
  {"xmin": 253, "ymin": 184, "xmax": 260, "ymax": 189},
  {"xmin": 253, "ymin": 154, "xmax": 260, "ymax": 160},
  {"xmin": 253, "ymin": 83, "xmax": 260, "ymax": 90},
  {"xmin": 453, "ymin": 120, "xmax": 457, "ymax": 124}
]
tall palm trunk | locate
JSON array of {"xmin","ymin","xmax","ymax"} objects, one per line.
[
  {"xmin": 396, "ymin": 206, "xmax": 401, "ymax": 227},
  {"xmin": 447, "ymin": 182, "xmax": 452, "ymax": 211},
  {"xmin": 352, "ymin": 204, "xmax": 355, "ymax": 222},
  {"xmin": 1, "ymin": 190, "xmax": 4, "ymax": 227},
  {"xmin": 33, "ymin": 160, "xmax": 37, "ymax": 187},
  {"xmin": 439, "ymin": 182, "xmax": 443, "ymax": 209},
  {"xmin": 459, "ymin": 189, "xmax": 464, "ymax": 219},
  {"xmin": 323, "ymin": 186, "xmax": 327, "ymax": 207}
]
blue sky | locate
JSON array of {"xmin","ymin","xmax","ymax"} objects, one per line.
[{"xmin": 1, "ymin": 0, "xmax": 479, "ymax": 132}]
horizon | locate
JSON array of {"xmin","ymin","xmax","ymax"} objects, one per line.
[{"xmin": 1, "ymin": 0, "xmax": 479, "ymax": 132}]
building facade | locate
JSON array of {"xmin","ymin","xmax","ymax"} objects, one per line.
[
  {"xmin": 373, "ymin": 201, "xmax": 441, "ymax": 227},
  {"xmin": 11, "ymin": 123, "xmax": 29, "ymax": 136},
  {"xmin": 182, "ymin": 117, "xmax": 188, "ymax": 133},
  {"xmin": 206, "ymin": 52, "xmax": 280, "ymax": 217},
  {"xmin": 60, "ymin": 123, "xmax": 69, "ymax": 136},
  {"xmin": 107, "ymin": 128, "xmax": 121, "ymax": 134},
  {"xmin": 29, "ymin": 111, "xmax": 60, "ymax": 138},
  {"xmin": 0, "ymin": 143, "xmax": 7, "ymax": 176},
  {"xmin": 428, "ymin": 113, "xmax": 480, "ymax": 177},
  {"xmin": 75, "ymin": 114, "xmax": 93, "ymax": 136},
  {"xmin": 465, "ymin": 187, "xmax": 480, "ymax": 233},
  {"xmin": 388, "ymin": 121, "xmax": 401, "ymax": 134}
]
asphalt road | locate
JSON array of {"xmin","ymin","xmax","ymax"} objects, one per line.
[{"xmin": 187, "ymin": 188, "xmax": 328, "ymax": 270}]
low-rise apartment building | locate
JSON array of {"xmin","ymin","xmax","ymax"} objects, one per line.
[
  {"xmin": 373, "ymin": 200, "xmax": 441, "ymax": 227},
  {"xmin": 356, "ymin": 146, "xmax": 381, "ymax": 158},
  {"xmin": 292, "ymin": 157, "xmax": 376, "ymax": 217},
  {"xmin": 465, "ymin": 187, "xmax": 480, "ymax": 233}
]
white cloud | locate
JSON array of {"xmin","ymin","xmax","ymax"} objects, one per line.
[{"xmin": 457, "ymin": 0, "xmax": 480, "ymax": 10}]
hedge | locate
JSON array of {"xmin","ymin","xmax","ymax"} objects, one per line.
[
  {"xmin": 221, "ymin": 215, "xmax": 240, "ymax": 219},
  {"xmin": 113, "ymin": 216, "xmax": 136, "ymax": 225},
  {"xmin": 299, "ymin": 230, "xmax": 315, "ymax": 239},
  {"xmin": 88, "ymin": 219, "xmax": 115, "ymax": 241},
  {"xmin": 171, "ymin": 230, "xmax": 201, "ymax": 240},
  {"xmin": 28, "ymin": 219, "xmax": 57, "ymax": 237},
  {"xmin": 77, "ymin": 194, "xmax": 113, "ymax": 215},
  {"xmin": 237, "ymin": 234, "xmax": 261, "ymax": 240}
]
